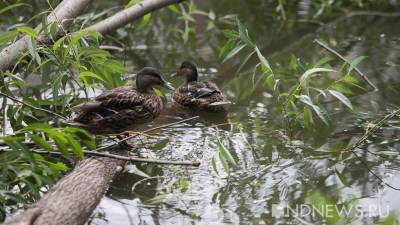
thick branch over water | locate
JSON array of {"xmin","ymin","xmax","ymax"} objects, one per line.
[
  {"xmin": 0, "ymin": 0, "xmax": 186, "ymax": 72},
  {"xmin": 3, "ymin": 157, "xmax": 125, "ymax": 225},
  {"xmin": 0, "ymin": 0, "xmax": 92, "ymax": 72},
  {"xmin": 89, "ymin": 0, "xmax": 184, "ymax": 34}
]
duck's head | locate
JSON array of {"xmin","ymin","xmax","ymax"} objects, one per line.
[
  {"xmin": 136, "ymin": 67, "xmax": 174, "ymax": 92},
  {"xmin": 176, "ymin": 60, "xmax": 198, "ymax": 82}
]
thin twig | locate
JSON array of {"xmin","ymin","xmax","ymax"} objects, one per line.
[
  {"xmin": 313, "ymin": 39, "xmax": 378, "ymax": 91},
  {"xmin": 94, "ymin": 116, "xmax": 199, "ymax": 152},
  {"xmin": 0, "ymin": 148, "xmax": 200, "ymax": 166},
  {"xmin": 2, "ymin": 96, "xmax": 6, "ymax": 135},
  {"xmin": 0, "ymin": 92, "xmax": 67, "ymax": 120},
  {"xmin": 344, "ymin": 108, "xmax": 400, "ymax": 191}
]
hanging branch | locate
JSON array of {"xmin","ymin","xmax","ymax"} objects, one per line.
[
  {"xmin": 94, "ymin": 116, "xmax": 200, "ymax": 151},
  {"xmin": 0, "ymin": 0, "xmax": 92, "ymax": 72},
  {"xmin": 0, "ymin": 148, "xmax": 200, "ymax": 166},
  {"xmin": 345, "ymin": 108, "xmax": 400, "ymax": 191},
  {"xmin": 0, "ymin": 91, "xmax": 67, "ymax": 120},
  {"xmin": 0, "ymin": 0, "xmax": 187, "ymax": 72},
  {"xmin": 314, "ymin": 39, "xmax": 378, "ymax": 91}
]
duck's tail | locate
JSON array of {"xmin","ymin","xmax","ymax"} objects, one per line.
[
  {"xmin": 209, "ymin": 101, "xmax": 232, "ymax": 106},
  {"xmin": 63, "ymin": 120, "xmax": 91, "ymax": 130}
]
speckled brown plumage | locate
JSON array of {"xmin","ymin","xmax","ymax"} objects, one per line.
[
  {"xmin": 73, "ymin": 87, "xmax": 162, "ymax": 132},
  {"xmin": 70, "ymin": 67, "xmax": 172, "ymax": 134},
  {"xmin": 173, "ymin": 61, "xmax": 228, "ymax": 112},
  {"xmin": 173, "ymin": 81, "xmax": 225, "ymax": 112}
]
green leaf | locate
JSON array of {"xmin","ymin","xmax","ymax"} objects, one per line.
[
  {"xmin": 20, "ymin": 123, "xmax": 53, "ymax": 132},
  {"xmin": 79, "ymin": 71, "xmax": 105, "ymax": 82},
  {"xmin": 53, "ymin": 36, "xmax": 66, "ymax": 51},
  {"xmin": 168, "ymin": 5, "xmax": 180, "ymax": 14},
  {"xmin": 303, "ymin": 106, "xmax": 314, "ymax": 128},
  {"xmin": 222, "ymin": 29, "xmax": 239, "ymax": 39},
  {"xmin": 289, "ymin": 55, "xmax": 297, "ymax": 72},
  {"xmin": 126, "ymin": 0, "xmax": 142, "ymax": 8},
  {"xmin": 138, "ymin": 13, "xmax": 152, "ymax": 29},
  {"xmin": 52, "ymin": 135, "xmax": 68, "ymax": 157},
  {"xmin": 30, "ymin": 135, "xmax": 53, "ymax": 151},
  {"xmin": 236, "ymin": 19, "xmax": 254, "ymax": 48},
  {"xmin": 48, "ymin": 162, "xmax": 68, "ymax": 172},
  {"xmin": 217, "ymin": 137, "xmax": 237, "ymax": 167},
  {"xmin": 153, "ymin": 87, "xmax": 164, "ymax": 97},
  {"xmin": 255, "ymin": 47, "xmax": 273, "ymax": 76},
  {"xmin": 219, "ymin": 39, "xmax": 236, "ymax": 59},
  {"xmin": 27, "ymin": 37, "xmax": 41, "ymax": 65},
  {"xmin": 0, "ymin": 30, "xmax": 18, "ymax": 45},
  {"xmin": 222, "ymin": 43, "xmax": 246, "ymax": 63},
  {"xmin": 328, "ymin": 90, "xmax": 353, "ymax": 110},
  {"xmin": 266, "ymin": 74, "xmax": 274, "ymax": 89},
  {"xmin": 378, "ymin": 214, "xmax": 397, "ymax": 225},
  {"xmin": 347, "ymin": 56, "xmax": 367, "ymax": 76},
  {"xmin": 299, "ymin": 68, "xmax": 335, "ymax": 87},
  {"xmin": 65, "ymin": 136, "xmax": 84, "ymax": 158},
  {"xmin": 179, "ymin": 178, "xmax": 188, "ymax": 192},
  {"xmin": 298, "ymin": 95, "xmax": 329, "ymax": 125},
  {"xmin": 331, "ymin": 83, "xmax": 353, "ymax": 95},
  {"xmin": 343, "ymin": 74, "xmax": 358, "ymax": 84},
  {"xmin": 17, "ymin": 26, "xmax": 37, "ymax": 38},
  {"xmin": 211, "ymin": 156, "xmax": 218, "ymax": 175},
  {"xmin": 0, "ymin": 3, "xmax": 29, "ymax": 14},
  {"xmin": 218, "ymin": 151, "xmax": 229, "ymax": 172}
]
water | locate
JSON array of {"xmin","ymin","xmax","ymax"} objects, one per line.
[
  {"xmin": 87, "ymin": 4, "xmax": 400, "ymax": 225},
  {"xmin": 2, "ymin": 0, "xmax": 400, "ymax": 224}
]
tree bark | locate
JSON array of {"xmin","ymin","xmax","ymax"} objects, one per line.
[
  {"xmin": 0, "ymin": 0, "xmax": 185, "ymax": 72},
  {"xmin": 3, "ymin": 157, "xmax": 125, "ymax": 225},
  {"xmin": 0, "ymin": 0, "xmax": 92, "ymax": 72},
  {"xmin": 88, "ymin": 0, "xmax": 184, "ymax": 35}
]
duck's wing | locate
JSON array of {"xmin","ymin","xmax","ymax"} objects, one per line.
[
  {"xmin": 95, "ymin": 86, "xmax": 144, "ymax": 110},
  {"xmin": 198, "ymin": 81, "xmax": 231, "ymax": 107},
  {"xmin": 204, "ymin": 81, "xmax": 221, "ymax": 92},
  {"xmin": 193, "ymin": 87, "xmax": 220, "ymax": 99},
  {"xmin": 72, "ymin": 101, "xmax": 102, "ymax": 112}
]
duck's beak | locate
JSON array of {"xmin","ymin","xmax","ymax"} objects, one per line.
[{"xmin": 163, "ymin": 82, "xmax": 175, "ymax": 91}]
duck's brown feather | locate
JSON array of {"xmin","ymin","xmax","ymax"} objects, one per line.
[
  {"xmin": 72, "ymin": 86, "xmax": 163, "ymax": 133},
  {"xmin": 173, "ymin": 81, "xmax": 225, "ymax": 111}
]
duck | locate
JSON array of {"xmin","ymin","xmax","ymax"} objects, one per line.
[
  {"xmin": 69, "ymin": 67, "xmax": 174, "ymax": 133},
  {"xmin": 173, "ymin": 61, "xmax": 230, "ymax": 112}
]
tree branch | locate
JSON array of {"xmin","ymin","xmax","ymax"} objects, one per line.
[
  {"xmin": 0, "ymin": 0, "xmax": 186, "ymax": 72},
  {"xmin": 0, "ymin": 91, "xmax": 67, "ymax": 120},
  {"xmin": 0, "ymin": 0, "xmax": 92, "ymax": 72},
  {"xmin": 88, "ymin": 0, "xmax": 185, "ymax": 35},
  {"xmin": 94, "ymin": 116, "xmax": 200, "ymax": 151},
  {"xmin": 314, "ymin": 39, "xmax": 378, "ymax": 91},
  {"xmin": 345, "ymin": 108, "xmax": 400, "ymax": 191},
  {"xmin": 0, "ymin": 148, "xmax": 200, "ymax": 166}
]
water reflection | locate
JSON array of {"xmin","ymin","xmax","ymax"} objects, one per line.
[{"xmin": 89, "ymin": 6, "xmax": 400, "ymax": 225}]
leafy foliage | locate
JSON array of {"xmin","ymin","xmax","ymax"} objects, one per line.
[
  {"xmin": 220, "ymin": 20, "xmax": 364, "ymax": 133},
  {"xmin": 0, "ymin": 125, "xmax": 94, "ymax": 219}
]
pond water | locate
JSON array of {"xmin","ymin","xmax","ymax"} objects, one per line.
[
  {"xmin": 2, "ymin": 0, "xmax": 400, "ymax": 224},
  {"xmin": 85, "ymin": 2, "xmax": 400, "ymax": 225}
]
